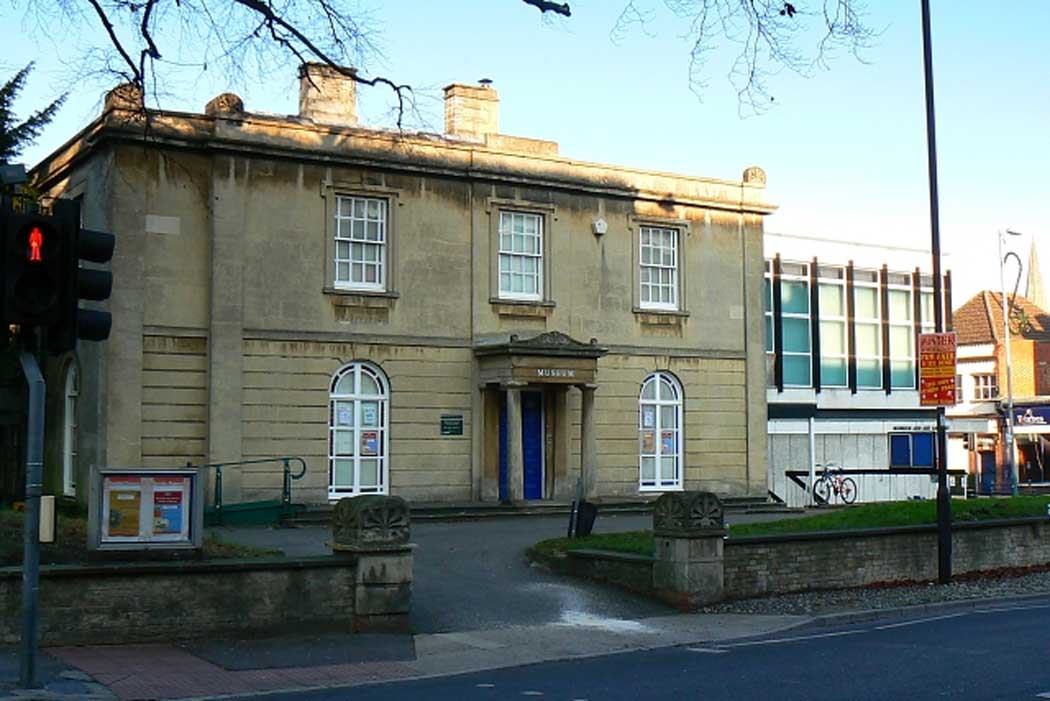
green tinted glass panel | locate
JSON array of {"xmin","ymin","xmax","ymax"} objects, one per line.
[
  {"xmin": 781, "ymin": 281, "xmax": 809, "ymax": 314},
  {"xmin": 819, "ymin": 284, "xmax": 844, "ymax": 316},
  {"xmin": 921, "ymin": 292, "xmax": 934, "ymax": 324},
  {"xmin": 765, "ymin": 316, "xmax": 774, "ymax": 352},
  {"xmin": 783, "ymin": 355, "xmax": 812, "ymax": 387},
  {"xmin": 857, "ymin": 359, "xmax": 882, "ymax": 388},
  {"xmin": 821, "ymin": 358, "xmax": 848, "ymax": 387},
  {"xmin": 889, "ymin": 289, "xmax": 911, "ymax": 320},
  {"xmin": 782, "ymin": 318, "xmax": 811, "ymax": 353},
  {"xmin": 764, "ymin": 279, "xmax": 772, "ymax": 312},
  {"xmin": 891, "ymin": 360, "xmax": 915, "ymax": 388}
]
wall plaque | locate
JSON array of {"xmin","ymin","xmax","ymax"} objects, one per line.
[{"xmin": 441, "ymin": 414, "xmax": 465, "ymax": 436}]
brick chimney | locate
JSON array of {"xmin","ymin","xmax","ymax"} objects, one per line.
[
  {"xmin": 299, "ymin": 63, "xmax": 357, "ymax": 126},
  {"xmin": 443, "ymin": 80, "xmax": 499, "ymax": 140}
]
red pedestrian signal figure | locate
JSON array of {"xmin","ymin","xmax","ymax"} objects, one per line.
[{"xmin": 28, "ymin": 226, "xmax": 43, "ymax": 263}]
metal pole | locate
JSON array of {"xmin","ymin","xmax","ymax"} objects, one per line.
[
  {"xmin": 920, "ymin": 0, "xmax": 951, "ymax": 584},
  {"xmin": 18, "ymin": 346, "xmax": 45, "ymax": 688},
  {"xmin": 999, "ymin": 232, "xmax": 1018, "ymax": 495},
  {"xmin": 808, "ymin": 416, "xmax": 817, "ymax": 507}
]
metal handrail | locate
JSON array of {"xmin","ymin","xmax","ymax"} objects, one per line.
[{"xmin": 188, "ymin": 456, "xmax": 308, "ymax": 524}]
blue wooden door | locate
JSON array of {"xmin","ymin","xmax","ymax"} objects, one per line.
[
  {"xmin": 498, "ymin": 391, "xmax": 544, "ymax": 500},
  {"xmin": 980, "ymin": 451, "xmax": 996, "ymax": 494},
  {"xmin": 522, "ymin": 392, "xmax": 544, "ymax": 500}
]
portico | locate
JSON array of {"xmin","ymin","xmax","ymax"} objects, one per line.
[{"xmin": 475, "ymin": 332, "xmax": 607, "ymax": 502}]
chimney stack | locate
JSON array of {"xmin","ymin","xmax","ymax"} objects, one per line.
[
  {"xmin": 443, "ymin": 80, "xmax": 499, "ymax": 140},
  {"xmin": 299, "ymin": 63, "xmax": 357, "ymax": 126}
]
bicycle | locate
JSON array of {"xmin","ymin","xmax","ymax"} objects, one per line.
[{"xmin": 812, "ymin": 462, "xmax": 857, "ymax": 505}]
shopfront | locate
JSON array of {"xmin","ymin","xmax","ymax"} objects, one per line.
[{"xmin": 1014, "ymin": 403, "xmax": 1050, "ymax": 487}]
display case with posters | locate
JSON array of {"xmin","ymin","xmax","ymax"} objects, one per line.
[{"xmin": 87, "ymin": 467, "xmax": 204, "ymax": 551}]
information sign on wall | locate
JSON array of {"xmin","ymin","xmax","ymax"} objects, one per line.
[
  {"xmin": 440, "ymin": 414, "xmax": 465, "ymax": 436},
  {"xmin": 89, "ymin": 467, "xmax": 203, "ymax": 551},
  {"xmin": 919, "ymin": 332, "xmax": 957, "ymax": 407}
]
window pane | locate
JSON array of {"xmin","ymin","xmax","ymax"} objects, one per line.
[
  {"xmin": 783, "ymin": 356, "xmax": 811, "ymax": 386},
  {"xmin": 337, "ymin": 262, "xmax": 350, "ymax": 281},
  {"xmin": 660, "ymin": 456, "xmax": 676, "ymax": 481},
  {"xmin": 641, "ymin": 457, "xmax": 656, "ymax": 481},
  {"xmin": 889, "ymin": 290, "xmax": 911, "ymax": 320},
  {"xmin": 764, "ymin": 279, "xmax": 772, "ymax": 313},
  {"xmin": 889, "ymin": 435, "xmax": 911, "ymax": 467},
  {"xmin": 891, "ymin": 360, "xmax": 915, "ymax": 388},
  {"xmin": 781, "ymin": 281, "xmax": 809, "ymax": 314},
  {"xmin": 857, "ymin": 360, "xmax": 882, "ymax": 388},
  {"xmin": 641, "ymin": 381, "xmax": 656, "ymax": 400},
  {"xmin": 821, "ymin": 358, "xmax": 847, "ymax": 387},
  {"xmin": 334, "ymin": 401, "xmax": 354, "ymax": 425},
  {"xmin": 782, "ymin": 318, "xmax": 811, "ymax": 353},
  {"xmin": 913, "ymin": 433, "xmax": 934, "ymax": 467},
  {"xmin": 854, "ymin": 288, "xmax": 878, "ymax": 318},
  {"xmin": 765, "ymin": 317, "xmax": 774, "ymax": 353},
  {"xmin": 334, "ymin": 374, "xmax": 353, "ymax": 395},
  {"xmin": 334, "ymin": 430, "xmax": 354, "ymax": 455},
  {"xmin": 333, "ymin": 459, "xmax": 353, "ymax": 485},
  {"xmin": 660, "ymin": 405, "xmax": 676, "ymax": 429},
  {"xmin": 359, "ymin": 373, "xmax": 380, "ymax": 396},
  {"xmin": 820, "ymin": 320, "xmax": 845, "ymax": 354},
  {"xmin": 890, "ymin": 326, "xmax": 913, "ymax": 355},
  {"xmin": 856, "ymin": 324, "xmax": 879, "ymax": 353},
  {"xmin": 819, "ymin": 284, "xmax": 843, "ymax": 316}
]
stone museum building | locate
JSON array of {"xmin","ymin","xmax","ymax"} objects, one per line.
[{"xmin": 32, "ymin": 65, "xmax": 774, "ymax": 505}]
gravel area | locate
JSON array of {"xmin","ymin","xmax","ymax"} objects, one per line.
[{"xmin": 702, "ymin": 568, "xmax": 1050, "ymax": 615}]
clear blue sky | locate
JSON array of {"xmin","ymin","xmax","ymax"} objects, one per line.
[{"xmin": 4, "ymin": 1, "xmax": 1048, "ymax": 306}]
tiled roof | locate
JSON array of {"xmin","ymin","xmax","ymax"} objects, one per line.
[{"xmin": 953, "ymin": 290, "xmax": 1050, "ymax": 345}]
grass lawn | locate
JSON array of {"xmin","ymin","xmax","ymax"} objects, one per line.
[
  {"xmin": 0, "ymin": 508, "xmax": 280, "ymax": 566},
  {"xmin": 529, "ymin": 496, "xmax": 1050, "ymax": 560}
]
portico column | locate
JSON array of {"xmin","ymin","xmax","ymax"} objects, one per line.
[
  {"xmin": 580, "ymin": 384, "xmax": 598, "ymax": 498},
  {"xmin": 506, "ymin": 383, "xmax": 525, "ymax": 501}
]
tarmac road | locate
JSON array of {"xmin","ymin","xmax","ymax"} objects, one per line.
[{"xmin": 215, "ymin": 510, "xmax": 799, "ymax": 634}]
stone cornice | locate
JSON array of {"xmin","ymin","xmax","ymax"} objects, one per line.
[{"xmin": 32, "ymin": 106, "xmax": 777, "ymax": 216}]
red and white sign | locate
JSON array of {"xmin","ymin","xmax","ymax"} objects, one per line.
[{"xmin": 919, "ymin": 332, "xmax": 957, "ymax": 407}]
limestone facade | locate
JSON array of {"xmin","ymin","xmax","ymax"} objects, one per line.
[{"xmin": 32, "ymin": 69, "xmax": 774, "ymax": 504}]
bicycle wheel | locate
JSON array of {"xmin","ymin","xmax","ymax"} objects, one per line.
[
  {"xmin": 813, "ymin": 478, "xmax": 831, "ymax": 504},
  {"xmin": 840, "ymin": 477, "xmax": 858, "ymax": 504}
]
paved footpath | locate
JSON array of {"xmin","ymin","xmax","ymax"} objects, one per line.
[{"xmin": 1, "ymin": 613, "xmax": 805, "ymax": 700}]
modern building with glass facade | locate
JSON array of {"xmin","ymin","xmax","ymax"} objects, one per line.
[{"xmin": 763, "ymin": 232, "xmax": 954, "ymax": 506}]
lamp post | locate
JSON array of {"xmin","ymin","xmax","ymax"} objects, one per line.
[{"xmin": 998, "ymin": 228, "xmax": 1024, "ymax": 495}]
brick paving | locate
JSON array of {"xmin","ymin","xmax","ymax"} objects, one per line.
[{"xmin": 46, "ymin": 645, "xmax": 417, "ymax": 700}]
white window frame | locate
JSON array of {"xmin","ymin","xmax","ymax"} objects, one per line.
[
  {"xmin": 888, "ymin": 276, "xmax": 915, "ymax": 389},
  {"xmin": 62, "ymin": 362, "xmax": 79, "ymax": 497},
  {"xmin": 639, "ymin": 372, "xmax": 684, "ymax": 492},
  {"xmin": 639, "ymin": 225, "xmax": 679, "ymax": 311},
  {"xmin": 973, "ymin": 373, "xmax": 998, "ymax": 400},
  {"xmin": 334, "ymin": 195, "xmax": 387, "ymax": 292},
  {"xmin": 780, "ymin": 261, "xmax": 812, "ymax": 388},
  {"xmin": 497, "ymin": 210, "xmax": 544, "ymax": 301},
  {"xmin": 853, "ymin": 270, "xmax": 883, "ymax": 389},
  {"xmin": 818, "ymin": 266, "xmax": 848, "ymax": 388},
  {"xmin": 764, "ymin": 262, "xmax": 775, "ymax": 387},
  {"xmin": 329, "ymin": 362, "xmax": 390, "ymax": 499}
]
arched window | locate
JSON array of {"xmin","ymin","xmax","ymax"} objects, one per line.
[
  {"xmin": 329, "ymin": 362, "xmax": 389, "ymax": 498},
  {"xmin": 639, "ymin": 372, "xmax": 683, "ymax": 491},
  {"xmin": 62, "ymin": 362, "xmax": 79, "ymax": 497}
]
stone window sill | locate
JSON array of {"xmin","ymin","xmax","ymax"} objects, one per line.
[
  {"xmin": 324, "ymin": 288, "xmax": 399, "ymax": 309},
  {"xmin": 490, "ymin": 298, "xmax": 555, "ymax": 318},
  {"xmin": 633, "ymin": 307, "xmax": 689, "ymax": 326}
]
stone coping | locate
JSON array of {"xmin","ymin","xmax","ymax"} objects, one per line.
[
  {"xmin": 728, "ymin": 516, "xmax": 1050, "ymax": 546},
  {"xmin": 0, "ymin": 555, "xmax": 357, "ymax": 580},
  {"xmin": 567, "ymin": 549, "xmax": 654, "ymax": 564}
]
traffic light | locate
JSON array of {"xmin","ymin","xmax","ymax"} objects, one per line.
[
  {"xmin": 3, "ymin": 208, "xmax": 65, "ymax": 329},
  {"xmin": 48, "ymin": 199, "xmax": 114, "ymax": 354}
]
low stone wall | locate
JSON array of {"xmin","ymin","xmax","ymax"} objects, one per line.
[
  {"xmin": 0, "ymin": 553, "xmax": 407, "ymax": 646},
  {"xmin": 549, "ymin": 517, "xmax": 1050, "ymax": 606},
  {"xmin": 725, "ymin": 518, "xmax": 1050, "ymax": 599}
]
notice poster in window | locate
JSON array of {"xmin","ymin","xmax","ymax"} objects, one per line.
[
  {"xmin": 642, "ymin": 406, "xmax": 655, "ymax": 429},
  {"xmin": 641, "ymin": 431, "xmax": 655, "ymax": 454},
  {"xmin": 152, "ymin": 477, "xmax": 189, "ymax": 539},
  {"xmin": 662, "ymin": 431, "xmax": 675, "ymax": 453},
  {"xmin": 360, "ymin": 430, "xmax": 379, "ymax": 456},
  {"xmin": 361, "ymin": 403, "xmax": 378, "ymax": 427},
  {"xmin": 336, "ymin": 404, "xmax": 353, "ymax": 426},
  {"xmin": 105, "ymin": 477, "xmax": 142, "ymax": 538}
]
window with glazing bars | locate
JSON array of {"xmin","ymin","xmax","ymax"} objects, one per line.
[
  {"xmin": 498, "ymin": 211, "xmax": 543, "ymax": 300},
  {"xmin": 640, "ymin": 226, "xmax": 679, "ymax": 310},
  {"xmin": 334, "ymin": 196, "xmax": 387, "ymax": 290}
]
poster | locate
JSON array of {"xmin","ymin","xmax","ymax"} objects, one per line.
[
  {"xmin": 336, "ymin": 404, "xmax": 353, "ymax": 426},
  {"xmin": 362, "ymin": 403, "xmax": 378, "ymax": 427},
  {"xmin": 153, "ymin": 488, "xmax": 185, "ymax": 536},
  {"xmin": 642, "ymin": 406, "xmax": 655, "ymax": 429},
  {"xmin": 919, "ymin": 332, "xmax": 957, "ymax": 406},
  {"xmin": 361, "ymin": 430, "xmax": 379, "ymax": 456},
  {"xmin": 106, "ymin": 478, "xmax": 142, "ymax": 538},
  {"xmin": 662, "ymin": 431, "xmax": 675, "ymax": 453},
  {"xmin": 640, "ymin": 430, "xmax": 655, "ymax": 453}
]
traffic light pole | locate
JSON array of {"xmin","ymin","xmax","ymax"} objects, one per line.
[{"xmin": 18, "ymin": 341, "xmax": 44, "ymax": 689}]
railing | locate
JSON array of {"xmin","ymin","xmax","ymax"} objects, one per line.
[
  {"xmin": 783, "ymin": 467, "xmax": 968, "ymax": 508},
  {"xmin": 187, "ymin": 456, "xmax": 308, "ymax": 525}
]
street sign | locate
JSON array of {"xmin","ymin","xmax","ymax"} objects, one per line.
[{"xmin": 919, "ymin": 332, "xmax": 957, "ymax": 407}]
